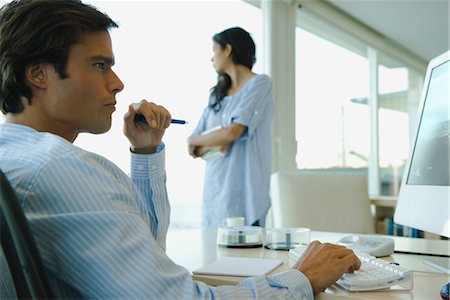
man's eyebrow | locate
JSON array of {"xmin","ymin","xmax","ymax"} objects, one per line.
[{"xmin": 89, "ymin": 55, "xmax": 115, "ymax": 66}]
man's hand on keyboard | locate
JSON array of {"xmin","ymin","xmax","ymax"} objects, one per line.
[{"xmin": 293, "ymin": 241, "xmax": 361, "ymax": 295}]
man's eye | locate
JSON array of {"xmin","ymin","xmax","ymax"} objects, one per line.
[{"xmin": 94, "ymin": 62, "xmax": 105, "ymax": 70}]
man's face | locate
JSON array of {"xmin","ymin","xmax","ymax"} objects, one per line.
[{"xmin": 43, "ymin": 30, "xmax": 124, "ymax": 140}]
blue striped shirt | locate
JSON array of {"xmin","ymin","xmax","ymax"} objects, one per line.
[{"xmin": 0, "ymin": 123, "xmax": 313, "ymax": 299}]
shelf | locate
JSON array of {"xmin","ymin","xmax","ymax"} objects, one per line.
[{"xmin": 370, "ymin": 196, "xmax": 397, "ymax": 208}]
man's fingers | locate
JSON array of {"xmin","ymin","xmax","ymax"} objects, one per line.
[
  {"xmin": 140, "ymin": 102, "xmax": 157, "ymax": 128},
  {"xmin": 160, "ymin": 105, "xmax": 171, "ymax": 129},
  {"xmin": 339, "ymin": 252, "xmax": 361, "ymax": 273},
  {"xmin": 317, "ymin": 243, "xmax": 361, "ymax": 272},
  {"xmin": 328, "ymin": 247, "xmax": 356, "ymax": 258},
  {"xmin": 305, "ymin": 240, "xmax": 321, "ymax": 252},
  {"xmin": 132, "ymin": 100, "xmax": 171, "ymax": 128}
]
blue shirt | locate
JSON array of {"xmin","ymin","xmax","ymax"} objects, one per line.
[
  {"xmin": 0, "ymin": 123, "xmax": 313, "ymax": 299},
  {"xmin": 191, "ymin": 74, "xmax": 274, "ymax": 227}
]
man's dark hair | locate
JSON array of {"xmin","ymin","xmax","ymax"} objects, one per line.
[{"xmin": 0, "ymin": 0, "xmax": 118, "ymax": 114}]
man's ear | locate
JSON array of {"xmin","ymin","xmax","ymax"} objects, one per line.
[{"xmin": 25, "ymin": 63, "xmax": 48, "ymax": 89}]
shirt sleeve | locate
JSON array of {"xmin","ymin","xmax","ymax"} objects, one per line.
[
  {"xmin": 194, "ymin": 270, "xmax": 314, "ymax": 300},
  {"xmin": 226, "ymin": 74, "xmax": 273, "ymax": 139},
  {"xmin": 190, "ymin": 105, "xmax": 211, "ymax": 137},
  {"xmin": 130, "ymin": 145, "xmax": 169, "ymax": 249}
]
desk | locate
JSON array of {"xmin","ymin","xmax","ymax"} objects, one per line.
[{"xmin": 166, "ymin": 228, "xmax": 450, "ymax": 300}]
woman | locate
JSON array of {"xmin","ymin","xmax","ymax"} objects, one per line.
[{"xmin": 188, "ymin": 27, "xmax": 273, "ymax": 228}]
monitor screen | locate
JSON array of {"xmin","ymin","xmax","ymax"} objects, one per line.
[
  {"xmin": 407, "ymin": 60, "xmax": 449, "ymax": 186},
  {"xmin": 394, "ymin": 50, "xmax": 450, "ymax": 239}
]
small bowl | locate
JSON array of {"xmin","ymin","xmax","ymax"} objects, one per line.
[{"xmin": 217, "ymin": 226, "xmax": 263, "ymax": 248}]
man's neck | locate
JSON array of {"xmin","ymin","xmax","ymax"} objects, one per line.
[{"xmin": 5, "ymin": 113, "xmax": 77, "ymax": 143}]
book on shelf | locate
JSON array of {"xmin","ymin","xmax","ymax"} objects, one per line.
[{"xmin": 376, "ymin": 217, "xmax": 423, "ymax": 238}]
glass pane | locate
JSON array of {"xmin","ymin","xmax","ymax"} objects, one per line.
[
  {"xmin": 295, "ymin": 27, "xmax": 370, "ymax": 170},
  {"xmin": 378, "ymin": 56, "xmax": 421, "ymax": 196},
  {"xmin": 73, "ymin": 1, "xmax": 263, "ymax": 229}
]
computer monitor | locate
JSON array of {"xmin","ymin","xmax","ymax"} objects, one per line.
[
  {"xmin": 394, "ymin": 50, "xmax": 449, "ymax": 272},
  {"xmin": 394, "ymin": 50, "xmax": 449, "ymax": 238}
]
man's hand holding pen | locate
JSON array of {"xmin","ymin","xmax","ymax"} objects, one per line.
[{"xmin": 123, "ymin": 100, "xmax": 172, "ymax": 154}]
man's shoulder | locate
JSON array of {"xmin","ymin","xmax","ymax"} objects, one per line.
[
  {"xmin": 0, "ymin": 124, "xmax": 114, "ymax": 179},
  {"xmin": 1, "ymin": 124, "xmax": 78, "ymax": 161}
]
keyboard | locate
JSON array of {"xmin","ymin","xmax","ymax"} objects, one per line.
[{"xmin": 289, "ymin": 247, "xmax": 413, "ymax": 292}]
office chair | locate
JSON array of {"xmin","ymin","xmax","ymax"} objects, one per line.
[
  {"xmin": 0, "ymin": 169, "xmax": 55, "ymax": 299},
  {"xmin": 270, "ymin": 171, "xmax": 375, "ymax": 234}
]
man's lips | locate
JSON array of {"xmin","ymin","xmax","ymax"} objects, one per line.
[{"xmin": 104, "ymin": 101, "xmax": 116, "ymax": 112}]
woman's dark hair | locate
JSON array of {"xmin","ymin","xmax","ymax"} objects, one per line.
[
  {"xmin": 210, "ymin": 27, "xmax": 256, "ymax": 112},
  {"xmin": 0, "ymin": 0, "xmax": 118, "ymax": 114}
]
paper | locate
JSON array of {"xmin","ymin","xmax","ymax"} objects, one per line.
[
  {"xmin": 200, "ymin": 126, "xmax": 225, "ymax": 161},
  {"xmin": 201, "ymin": 148, "xmax": 224, "ymax": 161},
  {"xmin": 192, "ymin": 257, "xmax": 283, "ymax": 277}
]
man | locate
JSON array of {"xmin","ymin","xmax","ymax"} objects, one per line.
[{"xmin": 0, "ymin": 0, "xmax": 360, "ymax": 298}]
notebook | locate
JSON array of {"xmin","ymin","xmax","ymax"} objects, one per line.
[
  {"xmin": 200, "ymin": 126, "xmax": 225, "ymax": 161},
  {"xmin": 192, "ymin": 256, "xmax": 283, "ymax": 277}
]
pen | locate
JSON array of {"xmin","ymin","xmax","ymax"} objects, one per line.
[
  {"xmin": 134, "ymin": 114, "xmax": 188, "ymax": 125},
  {"xmin": 170, "ymin": 119, "xmax": 188, "ymax": 124}
]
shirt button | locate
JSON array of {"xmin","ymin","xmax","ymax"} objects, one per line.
[{"xmin": 138, "ymin": 165, "xmax": 144, "ymax": 171}]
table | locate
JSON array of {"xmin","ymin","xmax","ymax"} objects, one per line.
[{"xmin": 166, "ymin": 228, "xmax": 450, "ymax": 299}]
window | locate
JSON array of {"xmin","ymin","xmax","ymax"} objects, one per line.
[
  {"xmin": 295, "ymin": 26, "xmax": 424, "ymax": 199},
  {"xmin": 78, "ymin": 1, "xmax": 263, "ymax": 229},
  {"xmin": 377, "ymin": 55, "xmax": 422, "ymax": 196},
  {"xmin": 296, "ymin": 27, "xmax": 369, "ymax": 170}
]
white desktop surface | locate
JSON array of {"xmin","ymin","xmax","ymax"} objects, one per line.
[{"xmin": 166, "ymin": 228, "xmax": 450, "ymax": 300}]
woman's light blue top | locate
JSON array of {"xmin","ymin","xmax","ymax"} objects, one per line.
[
  {"xmin": 191, "ymin": 74, "xmax": 274, "ymax": 227},
  {"xmin": 0, "ymin": 123, "xmax": 313, "ymax": 299}
]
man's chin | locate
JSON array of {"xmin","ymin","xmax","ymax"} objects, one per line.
[{"xmin": 90, "ymin": 123, "xmax": 112, "ymax": 134}]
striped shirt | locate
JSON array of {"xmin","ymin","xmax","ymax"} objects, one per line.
[{"xmin": 0, "ymin": 123, "xmax": 314, "ymax": 299}]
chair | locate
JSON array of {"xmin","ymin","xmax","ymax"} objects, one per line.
[
  {"xmin": 0, "ymin": 169, "xmax": 54, "ymax": 299},
  {"xmin": 270, "ymin": 171, "xmax": 375, "ymax": 234}
]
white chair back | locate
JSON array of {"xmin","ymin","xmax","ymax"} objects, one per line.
[{"xmin": 270, "ymin": 171, "xmax": 374, "ymax": 234}]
